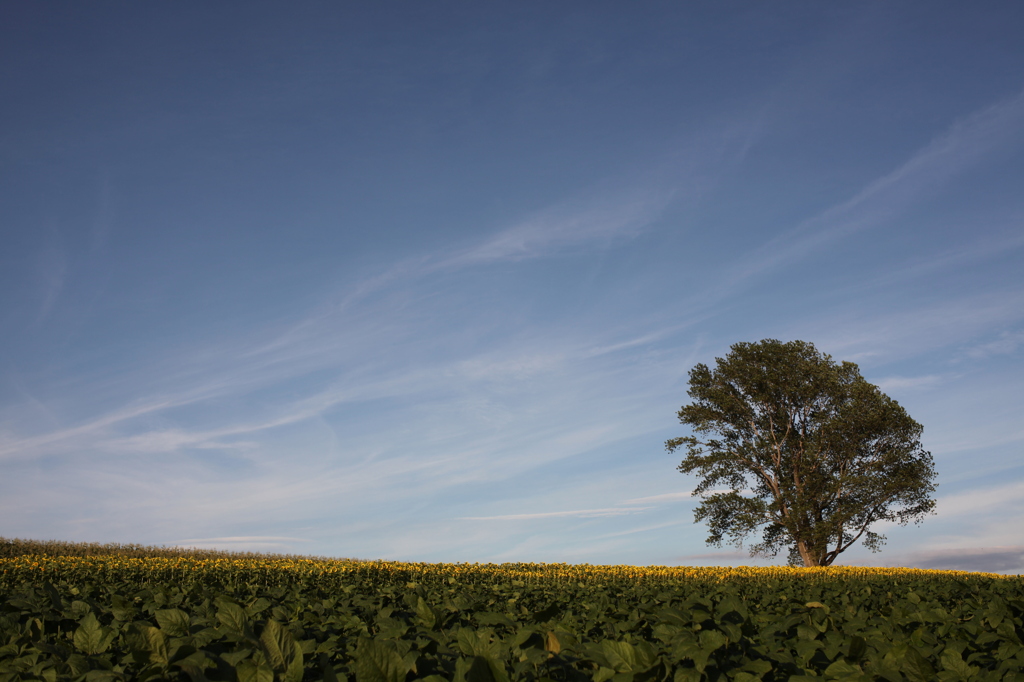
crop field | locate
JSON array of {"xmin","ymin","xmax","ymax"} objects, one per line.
[{"xmin": 1, "ymin": 543, "xmax": 1023, "ymax": 682}]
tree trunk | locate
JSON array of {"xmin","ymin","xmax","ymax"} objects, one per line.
[{"xmin": 797, "ymin": 540, "xmax": 819, "ymax": 567}]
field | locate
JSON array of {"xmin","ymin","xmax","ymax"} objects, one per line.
[{"xmin": 1, "ymin": 540, "xmax": 1022, "ymax": 682}]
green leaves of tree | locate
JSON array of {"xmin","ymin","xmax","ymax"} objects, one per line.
[{"xmin": 669, "ymin": 338, "xmax": 938, "ymax": 566}]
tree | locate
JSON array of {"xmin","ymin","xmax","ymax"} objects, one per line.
[{"xmin": 667, "ymin": 339, "xmax": 936, "ymax": 567}]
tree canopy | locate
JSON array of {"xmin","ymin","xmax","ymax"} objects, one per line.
[{"xmin": 667, "ymin": 339, "xmax": 937, "ymax": 567}]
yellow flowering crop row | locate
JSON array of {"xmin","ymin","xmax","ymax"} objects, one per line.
[{"xmin": 0, "ymin": 554, "xmax": 1010, "ymax": 588}]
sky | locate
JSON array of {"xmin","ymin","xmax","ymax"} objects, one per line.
[{"xmin": 2, "ymin": 2, "xmax": 1023, "ymax": 573}]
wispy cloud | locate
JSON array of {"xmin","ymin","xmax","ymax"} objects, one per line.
[
  {"xmin": 620, "ymin": 491, "xmax": 694, "ymax": 505},
  {"xmin": 315, "ymin": 189, "xmax": 677, "ymax": 322},
  {"xmin": 803, "ymin": 289, "xmax": 1024, "ymax": 364},
  {"xmin": 460, "ymin": 506, "xmax": 651, "ymax": 521},
  {"xmin": 438, "ymin": 188, "xmax": 673, "ymax": 269},
  {"xmin": 908, "ymin": 546, "xmax": 1024, "ymax": 574},
  {"xmin": 935, "ymin": 480, "xmax": 1024, "ymax": 519},
  {"xmin": 967, "ymin": 329, "xmax": 1024, "ymax": 359},
  {"xmin": 34, "ymin": 235, "xmax": 67, "ymax": 325},
  {"xmin": 719, "ymin": 90, "xmax": 1024, "ymax": 296},
  {"xmin": 849, "ymin": 225, "xmax": 1024, "ymax": 296},
  {"xmin": 0, "ymin": 397, "xmax": 194, "ymax": 460},
  {"xmin": 851, "ymin": 546, "xmax": 1024, "ymax": 574},
  {"xmin": 594, "ymin": 520, "xmax": 688, "ymax": 539},
  {"xmin": 171, "ymin": 536, "xmax": 314, "ymax": 553},
  {"xmin": 669, "ymin": 550, "xmax": 775, "ymax": 565},
  {"xmin": 871, "ymin": 375, "xmax": 945, "ymax": 392},
  {"xmin": 174, "ymin": 536, "xmax": 310, "ymax": 545}
]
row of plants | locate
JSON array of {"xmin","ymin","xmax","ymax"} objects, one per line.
[
  {"xmin": 2, "ymin": 555, "xmax": 1022, "ymax": 681},
  {"xmin": 0, "ymin": 538, "xmax": 341, "ymax": 563}
]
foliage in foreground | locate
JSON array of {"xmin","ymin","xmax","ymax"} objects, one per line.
[{"xmin": 1, "ymin": 555, "xmax": 1023, "ymax": 682}]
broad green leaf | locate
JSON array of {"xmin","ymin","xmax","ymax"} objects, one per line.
[
  {"xmin": 259, "ymin": 619, "xmax": 304, "ymax": 682},
  {"xmin": 176, "ymin": 663, "xmax": 211, "ymax": 682},
  {"xmin": 476, "ymin": 611, "xmax": 517, "ymax": 630},
  {"xmin": 110, "ymin": 594, "xmax": 136, "ymax": 622},
  {"xmin": 544, "ymin": 630, "xmax": 560, "ymax": 654},
  {"xmin": 66, "ymin": 654, "xmax": 91, "ymax": 677},
  {"xmin": 698, "ymin": 629, "xmax": 728, "ymax": 653},
  {"xmin": 731, "ymin": 674, "xmax": 764, "ymax": 682},
  {"xmin": 601, "ymin": 641, "xmax": 638, "ymax": 672},
  {"xmin": 823, "ymin": 659, "xmax": 862, "ymax": 676},
  {"xmin": 246, "ymin": 598, "xmax": 272, "ymax": 617},
  {"xmin": 672, "ymin": 641, "xmax": 711, "ymax": 673},
  {"xmin": 902, "ymin": 646, "xmax": 936, "ymax": 682},
  {"xmin": 717, "ymin": 594, "xmax": 746, "ymax": 619},
  {"xmin": 632, "ymin": 641, "xmax": 659, "ymax": 669},
  {"xmin": 652, "ymin": 623, "xmax": 682, "ymax": 643},
  {"xmin": 413, "ymin": 596, "xmax": 436, "ymax": 628},
  {"xmin": 456, "ymin": 628, "xmax": 502, "ymax": 659},
  {"xmin": 847, "ymin": 635, "xmax": 867, "ymax": 662},
  {"xmin": 355, "ymin": 638, "xmax": 409, "ymax": 682},
  {"xmin": 127, "ymin": 623, "xmax": 170, "ymax": 668},
  {"xmin": 738, "ymin": 659, "xmax": 773, "ymax": 675},
  {"xmin": 939, "ymin": 648, "xmax": 976, "ymax": 679},
  {"xmin": 72, "ymin": 612, "xmax": 115, "ymax": 655},
  {"xmin": 220, "ymin": 649, "xmax": 253, "ymax": 666},
  {"xmin": 236, "ymin": 660, "xmax": 275, "ymax": 682},
  {"xmin": 454, "ymin": 655, "xmax": 506, "ymax": 682},
  {"xmin": 70, "ymin": 600, "xmax": 91, "ymax": 620},
  {"xmin": 216, "ymin": 599, "xmax": 250, "ymax": 636},
  {"xmin": 155, "ymin": 608, "xmax": 192, "ymax": 637}
]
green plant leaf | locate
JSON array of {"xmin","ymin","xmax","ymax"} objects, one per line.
[
  {"xmin": 823, "ymin": 659, "xmax": 862, "ymax": 676},
  {"xmin": 259, "ymin": 619, "xmax": 304, "ymax": 682},
  {"xmin": 902, "ymin": 646, "xmax": 936, "ymax": 682},
  {"xmin": 221, "ymin": 649, "xmax": 253, "ymax": 666},
  {"xmin": 236, "ymin": 660, "xmax": 275, "ymax": 682},
  {"xmin": 939, "ymin": 648, "xmax": 976, "ymax": 679},
  {"xmin": 698, "ymin": 629, "xmax": 728, "ymax": 654},
  {"xmin": 127, "ymin": 623, "xmax": 170, "ymax": 668},
  {"xmin": 413, "ymin": 596, "xmax": 436, "ymax": 628},
  {"xmin": 216, "ymin": 598, "xmax": 250, "ymax": 636},
  {"xmin": 155, "ymin": 608, "xmax": 192, "ymax": 637},
  {"xmin": 246, "ymin": 598, "xmax": 272, "ymax": 617},
  {"xmin": 454, "ymin": 655, "xmax": 505, "ymax": 682},
  {"xmin": 72, "ymin": 612, "xmax": 115, "ymax": 655},
  {"xmin": 544, "ymin": 629, "xmax": 561, "ymax": 654},
  {"xmin": 601, "ymin": 641, "xmax": 639, "ymax": 672},
  {"xmin": 355, "ymin": 638, "xmax": 409, "ymax": 682},
  {"xmin": 847, "ymin": 635, "xmax": 867, "ymax": 662},
  {"xmin": 456, "ymin": 628, "xmax": 502, "ymax": 659}
]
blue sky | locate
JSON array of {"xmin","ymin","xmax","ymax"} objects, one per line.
[{"xmin": 2, "ymin": 3, "xmax": 1023, "ymax": 572}]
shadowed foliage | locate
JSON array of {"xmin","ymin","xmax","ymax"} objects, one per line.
[{"xmin": 1, "ymin": 556, "xmax": 1020, "ymax": 680}]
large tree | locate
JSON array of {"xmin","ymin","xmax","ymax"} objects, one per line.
[{"xmin": 667, "ymin": 339, "xmax": 936, "ymax": 567}]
